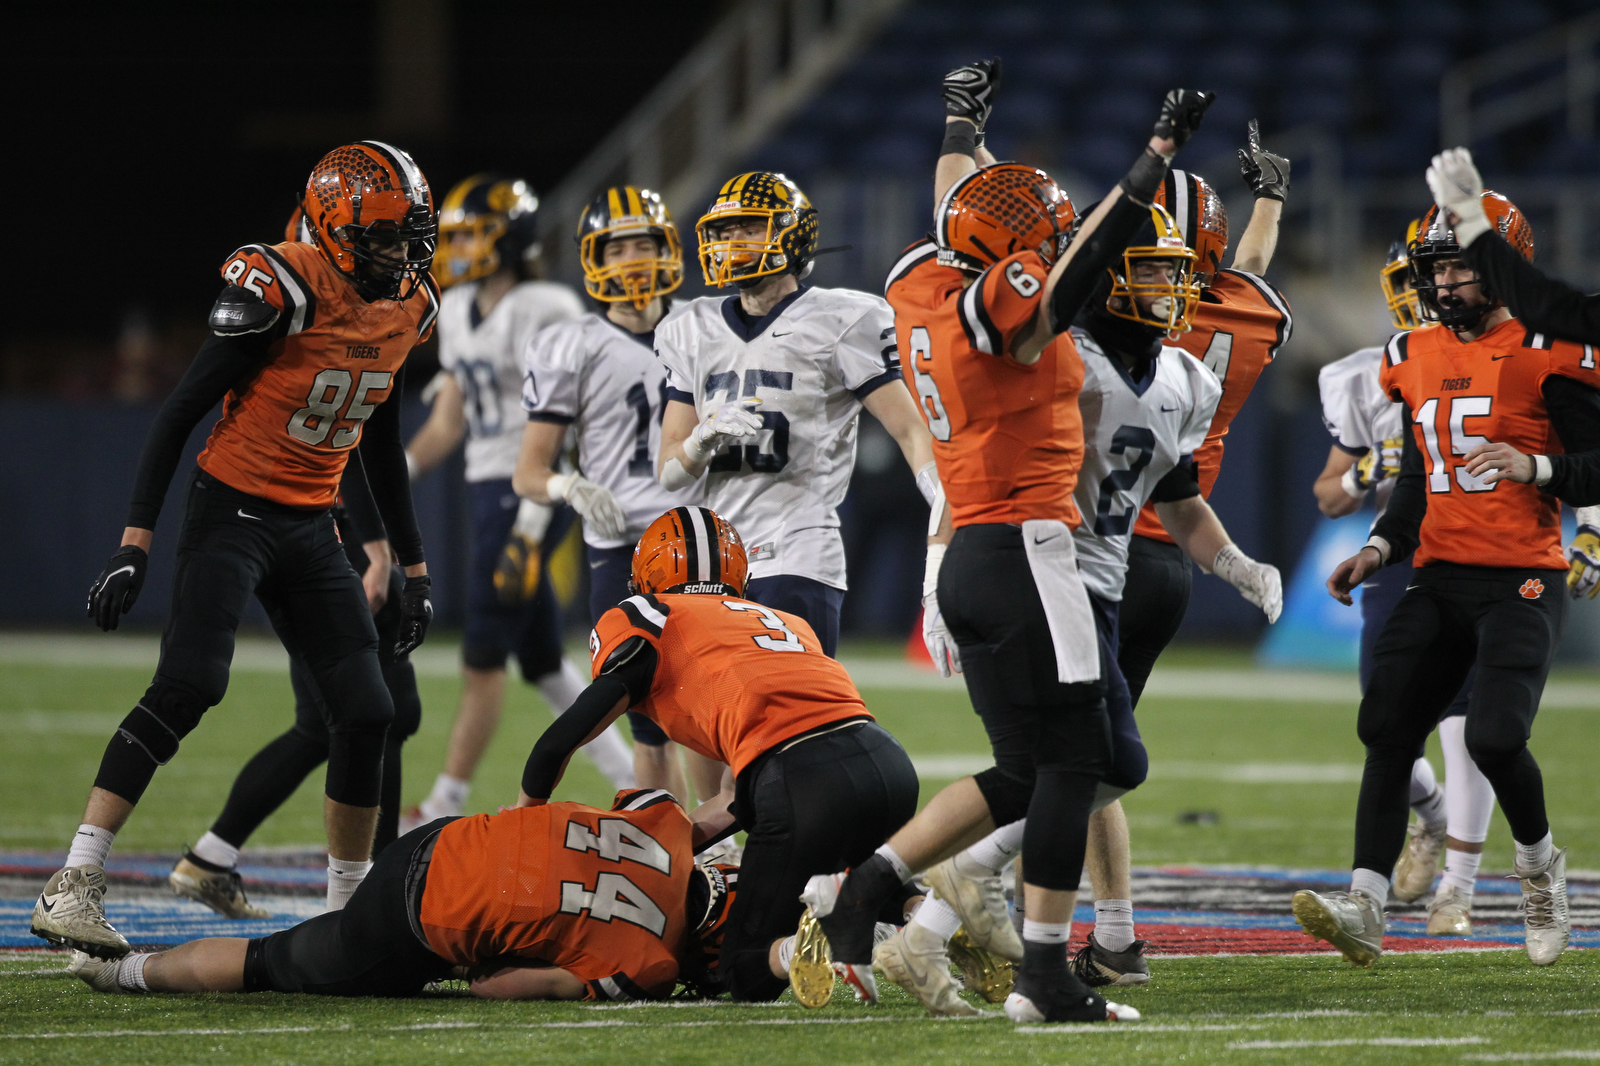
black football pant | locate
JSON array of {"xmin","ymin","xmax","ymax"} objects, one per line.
[
  {"xmin": 1353, "ymin": 563, "xmax": 1566, "ymax": 873},
  {"xmin": 1116, "ymin": 535, "xmax": 1192, "ymax": 708},
  {"xmin": 94, "ymin": 470, "xmax": 393, "ymax": 809},
  {"xmin": 939, "ymin": 524, "xmax": 1112, "ymax": 894},
  {"xmin": 722, "ymin": 721, "xmax": 918, "ymax": 1001}
]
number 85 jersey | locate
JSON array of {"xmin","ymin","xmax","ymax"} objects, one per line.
[{"xmin": 197, "ymin": 240, "xmax": 440, "ymax": 509}]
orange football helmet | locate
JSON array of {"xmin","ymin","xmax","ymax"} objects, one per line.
[
  {"xmin": 1380, "ymin": 218, "xmax": 1425, "ymax": 330},
  {"xmin": 631, "ymin": 507, "xmax": 749, "ymax": 597},
  {"xmin": 680, "ymin": 861, "xmax": 739, "ymax": 995},
  {"xmin": 1409, "ymin": 192, "xmax": 1533, "ymax": 330},
  {"xmin": 935, "ymin": 164, "xmax": 1077, "ymax": 274},
  {"xmin": 1154, "ymin": 169, "xmax": 1228, "ymax": 284},
  {"xmin": 302, "ymin": 141, "xmax": 436, "ymax": 302},
  {"xmin": 284, "ymin": 206, "xmax": 313, "ymax": 244}
]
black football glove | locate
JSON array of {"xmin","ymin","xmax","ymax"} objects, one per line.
[
  {"xmin": 1238, "ymin": 119, "xmax": 1291, "ymax": 201},
  {"xmin": 1153, "ymin": 88, "xmax": 1216, "ymax": 150},
  {"xmin": 394, "ymin": 574, "xmax": 433, "ymax": 658},
  {"xmin": 943, "ymin": 58, "xmax": 1003, "ymax": 131},
  {"xmin": 87, "ymin": 545, "xmax": 148, "ymax": 632}
]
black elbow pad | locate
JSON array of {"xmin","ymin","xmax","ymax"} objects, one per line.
[{"xmin": 209, "ymin": 284, "xmax": 280, "ymax": 336}]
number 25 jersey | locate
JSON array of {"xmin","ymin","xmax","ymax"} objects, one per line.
[{"xmin": 197, "ymin": 240, "xmax": 440, "ymax": 509}]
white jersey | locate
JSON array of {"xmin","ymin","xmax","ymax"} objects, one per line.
[
  {"xmin": 1069, "ymin": 329, "xmax": 1221, "ymax": 602},
  {"xmin": 654, "ymin": 286, "xmax": 901, "ymax": 588},
  {"xmin": 522, "ymin": 311, "xmax": 703, "ymax": 548},
  {"xmin": 437, "ymin": 280, "xmax": 584, "ymax": 481},
  {"xmin": 1318, "ymin": 345, "xmax": 1404, "ymax": 517}
]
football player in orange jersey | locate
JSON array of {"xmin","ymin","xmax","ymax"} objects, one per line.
[
  {"xmin": 67, "ymin": 789, "xmax": 736, "ymax": 1003},
  {"xmin": 804, "ymin": 62, "xmax": 1214, "ymax": 1025},
  {"xmin": 1299, "ymin": 193, "xmax": 1600, "ymax": 969},
  {"xmin": 34, "ymin": 143, "xmax": 441, "ymax": 960},
  {"xmin": 517, "ymin": 507, "xmax": 921, "ymax": 1005}
]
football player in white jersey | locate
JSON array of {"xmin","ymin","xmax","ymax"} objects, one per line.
[
  {"xmin": 655, "ymin": 172, "xmax": 939, "ymax": 655},
  {"xmin": 403, "ymin": 174, "xmax": 633, "ymax": 830},
  {"xmin": 515, "ymin": 185, "xmax": 714, "ymax": 799},
  {"xmin": 1313, "ymin": 227, "xmax": 1494, "ymax": 936}
]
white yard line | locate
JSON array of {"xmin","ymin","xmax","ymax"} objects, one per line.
[
  {"xmin": 1232, "ymin": 1037, "xmax": 1490, "ymax": 1048},
  {"xmin": 1465, "ymin": 1054, "xmax": 1600, "ymax": 1062}
]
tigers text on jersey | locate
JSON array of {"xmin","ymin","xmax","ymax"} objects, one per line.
[
  {"xmin": 1070, "ymin": 328, "xmax": 1221, "ymax": 601},
  {"xmin": 1382, "ymin": 319, "xmax": 1600, "ymax": 568},
  {"xmin": 1319, "ymin": 345, "xmax": 1403, "ymax": 517},
  {"xmin": 198, "ymin": 241, "xmax": 439, "ymax": 509},
  {"xmin": 1133, "ymin": 268, "xmax": 1291, "ymax": 543},
  {"xmin": 438, "ymin": 280, "xmax": 584, "ymax": 481},
  {"xmin": 589, "ymin": 592, "xmax": 871, "ymax": 776},
  {"xmin": 885, "ymin": 241, "xmax": 1087, "ymax": 528},
  {"xmin": 420, "ymin": 793, "xmax": 691, "ymax": 1001},
  {"xmin": 654, "ymin": 287, "xmax": 901, "ymax": 588},
  {"xmin": 523, "ymin": 312, "xmax": 702, "ymax": 548}
]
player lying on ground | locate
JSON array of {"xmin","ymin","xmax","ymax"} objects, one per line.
[
  {"xmin": 1301, "ymin": 190, "xmax": 1600, "ymax": 967},
  {"xmin": 37, "ymin": 142, "xmax": 440, "ymax": 959},
  {"xmin": 70, "ymin": 790, "xmax": 733, "ymax": 1001},
  {"xmin": 519, "ymin": 507, "xmax": 922, "ymax": 1004}
]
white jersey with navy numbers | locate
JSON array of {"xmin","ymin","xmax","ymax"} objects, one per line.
[
  {"xmin": 1318, "ymin": 345, "xmax": 1403, "ymax": 517},
  {"xmin": 653, "ymin": 286, "xmax": 901, "ymax": 589},
  {"xmin": 1069, "ymin": 328, "xmax": 1222, "ymax": 602},
  {"xmin": 437, "ymin": 279, "xmax": 584, "ymax": 481},
  {"xmin": 522, "ymin": 311, "xmax": 703, "ymax": 549}
]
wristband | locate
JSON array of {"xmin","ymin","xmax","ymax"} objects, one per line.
[
  {"xmin": 1340, "ymin": 465, "xmax": 1367, "ymax": 500},
  {"xmin": 923, "ymin": 542, "xmax": 947, "ymax": 599},
  {"xmin": 1533, "ymin": 454, "xmax": 1553, "ymax": 486},
  {"xmin": 1364, "ymin": 535, "xmax": 1391, "ymax": 565},
  {"xmin": 1119, "ymin": 147, "xmax": 1168, "ymax": 206},
  {"xmin": 546, "ymin": 472, "xmax": 572, "ymax": 502},
  {"xmin": 941, "ymin": 119, "xmax": 978, "ymax": 159}
]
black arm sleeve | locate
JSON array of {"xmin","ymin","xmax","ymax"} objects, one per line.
[
  {"xmin": 1370, "ymin": 405, "xmax": 1427, "ymax": 563},
  {"xmin": 357, "ymin": 368, "xmax": 425, "ymax": 567},
  {"xmin": 520, "ymin": 641, "xmax": 659, "ymax": 798},
  {"xmin": 126, "ymin": 330, "xmax": 271, "ymax": 530},
  {"xmin": 337, "ymin": 451, "xmax": 388, "ymax": 545},
  {"xmin": 1542, "ymin": 374, "xmax": 1600, "ymax": 506},
  {"xmin": 1465, "ymin": 231, "xmax": 1600, "ymax": 345},
  {"xmin": 1048, "ymin": 193, "xmax": 1162, "ymax": 335},
  {"xmin": 1149, "ymin": 458, "xmax": 1201, "ymax": 503}
]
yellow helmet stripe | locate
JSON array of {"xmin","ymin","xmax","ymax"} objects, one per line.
[
  {"xmin": 625, "ymin": 186, "xmax": 644, "ymax": 217},
  {"xmin": 607, "ymin": 187, "xmax": 625, "ymax": 220}
]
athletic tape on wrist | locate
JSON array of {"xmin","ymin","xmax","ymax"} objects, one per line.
[{"xmin": 941, "ymin": 120, "xmax": 979, "ymax": 159}]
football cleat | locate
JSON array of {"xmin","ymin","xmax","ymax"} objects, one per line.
[
  {"xmin": 947, "ymin": 926, "xmax": 1013, "ymax": 1003},
  {"xmin": 31, "ymin": 865, "xmax": 129, "ymax": 959},
  {"xmin": 1291, "ymin": 889, "xmax": 1384, "ymax": 967},
  {"xmin": 788, "ymin": 907, "xmax": 835, "ymax": 1009},
  {"xmin": 170, "ymin": 855, "xmax": 269, "ymax": 920},
  {"xmin": 1003, "ymin": 967, "xmax": 1138, "ymax": 1023},
  {"xmin": 68, "ymin": 950, "xmax": 130, "ymax": 994},
  {"xmin": 1425, "ymin": 884, "xmax": 1473, "ymax": 936},
  {"xmin": 1391, "ymin": 815, "xmax": 1447, "ymax": 903},
  {"xmin": 1069, "ymin": 933, "xmax": 1151, "ymax": 988},
  {"xmin": 800, "ymin": 872, "xmax": 878, "ymax": 1004},
  {"xmin": 873, "ymin": 924, "xmax": 980, "ymax": 1017},
  {"xmin": 1516, "ymin": 847, "xmax": 1570, "ymax": 966},
  {"xmin": 925, "ymin": 857, "xmax": 1023, "ymax": 962}
]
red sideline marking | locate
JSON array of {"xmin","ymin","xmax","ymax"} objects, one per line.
[{"xmin": 1127, "ymin": 925, "xmax": 1511, "ymax": 955}]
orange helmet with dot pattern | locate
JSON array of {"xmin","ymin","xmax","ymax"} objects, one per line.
[
  {"xmin": 935, "ymin": 163, "xmax": 1077, "ymax": 274},
  {"xmin": 1154, "ymin": 169, "xmax": 1228, "ymax": 284},
  {"xmin": 631, "ymin": 507, "xmax": 749, "ymax": 597},
  {"xmin": 301, "ymin": 141, "xmax": 436, "ymax": 301}
]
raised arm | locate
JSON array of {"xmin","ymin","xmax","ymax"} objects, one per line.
[
  {"xmin": 933, "ymin": 58, "xmax": 1003, "ymax": 207},
  {"xmin": 1232, "ymin": 119, "xmax": 1290, "ymax": 275}
]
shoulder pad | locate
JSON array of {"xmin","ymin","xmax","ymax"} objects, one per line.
[
  {"xmin": 209, "ymin": 284, "xmax": 280, "ymax": 336},
  {"xmin": 600, "ymin": 635, "xmax": 651, "ymax": 676}
]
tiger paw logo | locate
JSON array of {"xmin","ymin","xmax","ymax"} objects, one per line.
[{"xmin": 1519, "ymin": 578, "xmax": 1545, "ymax": 599}]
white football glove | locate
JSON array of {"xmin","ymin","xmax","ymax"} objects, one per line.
[
  {"xmin": 1212, "ymin": 543, "xmax": 1283, "ymax": 624},
  {"xmin": 547, "ymin": 473, "xmax": 627, "ymax": 542},
  {"xmin": 1426, "ymin": 148, "xmax": 1491, "ymax": 246},
  {"xmin": 684, "ymin": 400, "xmax": 764, "ymax": 464},
  {"xmin": 921, "ymin": 543, "xmax": 961, "ymax": 676},
  {"xmin": 1567, "ymin": 509, "xmax": 1600, "ymax": 600}
]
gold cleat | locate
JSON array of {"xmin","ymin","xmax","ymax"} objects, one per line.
[
  {"xmin": 1292, "ymin": 888, "xmax": 1383, "ymax": 968},
  {"xmin": 1392, "ymin": 815, "xmax": 1447, "ymax": 903},
  {"xmin": 789, "ymin": 907, "xmax": 835, "ymax": 1008},
  {"xmin": 946, "ymin": 926, "xmax": 1013, "ymax": 1003},
  {"xmin": 1425, "ymin": 884, "xmax": 1473, "ymax": 936},
  {"xmin": 170, "ymin": 856, "xmax": 269, "ymax": 920}
]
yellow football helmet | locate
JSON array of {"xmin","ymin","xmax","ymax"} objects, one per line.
[
  {"xmin": 695, "ymin": 172, "xmax": 819, "ymax": 287},
  {"xmin": 576, "ymin": 186, "xmax": 683, "ymax": 310},
  {"xmin": 1103, "ymin": 203, "xmax": 1203, "ymax": 336},
  {"xmin": 435, "ymin": 173, "xmax": 541, "ymax": 289},
  {"xmin": 1381, "ymin": 218, "xmax": 1425, "ymax": 330}
]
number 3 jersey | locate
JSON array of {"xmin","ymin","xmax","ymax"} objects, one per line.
[
  {"xmin": 197, "ymin": 240, "xmax": 440, "ymax": 509},
  {"xmin": 1069, "ymin": 329, "xmax": 1221, "ymax": 601},
  {"xmin": 437, "ymin": 279, "xmax": 584, "ymax": 482},
  {"xmin": 523, "ymin": 312, "xmax": 703, "ymax": 549},
  {"xmin": 420, "ymin": 793, "xmax": 693, "ymax": 1001},
  {"xmin": 589, "ymin": 592, "xmax": 871, "ymax": 776},
  {"xmin": 653, "ymin": 287, "xmax": 901, "ymax": 588}
]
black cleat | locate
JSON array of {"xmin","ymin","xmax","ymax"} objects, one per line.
[
  {"xmin": 1070, "ymin": 933, "xmax": 1151, "ymax": 987},
  {"xmin": 1004, "ymin": 966, "xmax": 1140, "ymax": 1023}
]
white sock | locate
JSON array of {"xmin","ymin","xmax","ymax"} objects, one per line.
[
  {"xmin": 326, "ymin": 856, "xmax": 372, "ymax": 911},
  {"xmin": 422, "ymin": 774, "xmax": 470, "ymax": 819},
  {"xmin": 541, "ymin": 659, "xmax": 637, "ymax": 790},
  {"xmin": 1441, "ymin": 849, "xmax": 1481, "ymax": 897},
  {"xmin": 1409, "ymin": 758, "xmax": 1446, "ymax": 828},
  {"xmin": 909, "ymin": 897, "xmax": 963, "ymax": 942},
  {"xmin": 191, "ymin": 831, "xmax": 239, "ymax": 870},
  {"xmin": 1515, "ymin": 831, "xmax": 1555, "ymax": 873},
  {"xmin": 1093, "ymin": 899, "xmax": 1135, "ymax": 952},
  {"xmin": 1439, "ymin": 716, "xmax": 1495, "ymax": 845},
  {"xmin": 1022, "ymin": 918, "xmax": 1071, "ymax": 945},
  {"xmin": 1350, "ymin": 867, "xmax": 1389, "ymax": 907},
  {"xmin": 875, "ymin": 843, "xmax": 911, "ymax": 883},
  {"xmin": 116, "ymin": 952, "xmax": 153, "ymax": 992},
  {"xmin": 958, "ymin": 820, "xmax": 1026, "ymax": 875},
  {"xmin": 66, "ymin": 824, "xmax": 115, "ymax": 870},
  {"xmin": 776, "ymin": 935, "xmax": 795, "ymax": 971}
]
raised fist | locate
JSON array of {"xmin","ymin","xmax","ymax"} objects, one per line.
[
  {"xmin": 943, "ymin": 58, "xmax": 1003, "ymax": 130},
  {"xmin": 1154, "ymin": 89, "xmax": 1216, "ymax": 150}
]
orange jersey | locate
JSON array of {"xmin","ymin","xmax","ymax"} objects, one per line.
[
  {"xmin": 1133, "ymin": 269, "xmax": 1291, "ymax": 543},
  {"xmin": 420, "ymin": 792, "xmax": 692, "ymax": 1001},
  {"xmin": 886, "ymin": 241, "xmax": 1086, "ymax": 528},
  {"xmin": 196, "ymin": 241, "xmax": 440, "ymax": 508},
  {"xmin": 590, "ymin": 593, "xmax": 870, "ymax": 776},
  {"xmin": 1381, "ymin": 318, "xmax": 1600, "ymax": 568}
]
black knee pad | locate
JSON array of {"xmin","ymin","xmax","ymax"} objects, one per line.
[
  {"xmin": 320, "ymin": 658, "xmax": 396, "ymax": 738},
  {"xmin": 1463, "ymin": 713, "xmax": 1530, "ymax": 770},
  {"xmin": 975, "ymin": 764, "xmax": 1034, "ymax": 828},
  {"xmin": 117, "ymin": 681, "xmax": 211, "ymax": 766},
  {"xmin": 326, "ymin": 733, "xmax": 386, "ymax": 807}
]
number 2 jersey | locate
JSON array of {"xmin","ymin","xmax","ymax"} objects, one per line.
[
  {"xmin": 420, "ymin": 792, "xmax": 693, "ymax": 1001},
  {"xmin": 197, "ymin": 240, "xmax": 440, "ymax": 509},
  {"xmin": 589, "ymin": 592, "xmax": 871, "ymax": 776}
]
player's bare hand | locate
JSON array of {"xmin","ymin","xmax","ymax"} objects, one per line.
[
  {"xmin": 87, "ymin": 545, "xmax": 149, "ymax": 631},
  {"xmin": 1327, "ymin": 547, "xmax": 1382, "ymax": 605},
  {"xmin": 1463, "ymin": 441, "xmax": 1534, "ymax": 484},
  {"xmin": 362, "ymin": 541, "xmax": 392, "ymax": 614}
]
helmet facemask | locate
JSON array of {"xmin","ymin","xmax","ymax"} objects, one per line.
[
  {"xmin": 1410, "ymin": 251, "xmax": 1496, "ymax": 332},
  {"xmin": 1381, "ymin": 227, "xmax": 1425, "ymax": 330},
  {"xmin": 698, "ymin": 211, "xmax": 795, "ymax": 287},
  {"xmin": 584, "ymin": 227, "xmax": 684, "ymax": 310},
  {"xmin": 1103, "ymin": 244, "xmax": 1202, "ymax": 338},
  {"xmin": 338, "ymin": 204, "xmax": 437, "ymax": 302}
]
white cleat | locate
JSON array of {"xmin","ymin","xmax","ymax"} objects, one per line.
[
  {"xmin": 68, "ymin": 950, "xmax": 131, "ymax": 994},
  {"xmin": 31, "ymin": 865, "xmax": 129, "ymax": 959},
  {"xmin": 1291, "ymin": 888, "xmax": 1384, "ymax": 967},
  {"xmin": 1516, "ymin": 847, "xmax": 1570, "ymax": 966},
  {"xmin": 873, "ymin": 924, "xmax": 980, "ymax": 1017},
  {"xmin": 1425, "ymin": 884, "xmax": 1473, "ymax": 937},
  {"xmin": 1392, "ymin": 816, "xmax": 1447, "ymax": 903},
  {"xmin": 925, "ymin": 857, "xmax": 1023, "ymax": 963}
]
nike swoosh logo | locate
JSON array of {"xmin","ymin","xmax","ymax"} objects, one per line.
[
  {"xmin": 386, "ymin": 329, "xmax": 407, "ymax": 339},
  {"xmin": 1033, "ymin": 533, "xmax": 1062, "ymax": 545},
  {"xmin": 771, "ymin": 331, "xmax": 793, "ymax": 337},
  {"xmin": 38, "ymin": 895, "xmax": 59, "ymax": 913},
  {"xmin": 105, "ymin": 565, "xmax": 137, "ymax": 582},
  {"xmin": 590, "ymin": 560, "xmax": 606, "ymax": 570},
  {"xmin": 237, "ymin": 509, "xmax": 261, "ymax": 521},
  {"xmin": 1161, "ymin": 405, "xmax": 1179, "ymax": 412},
  {"xmin": 1491, "ymin": 353, "xmax": 1514, "ymax": 360}
]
